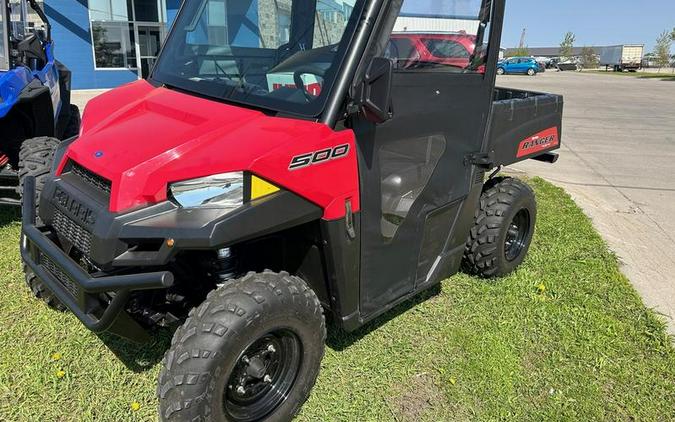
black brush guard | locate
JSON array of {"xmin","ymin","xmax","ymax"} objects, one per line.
[{"xmin": 20, "ymin": 176, "xmax": 174, "ymax": 342}]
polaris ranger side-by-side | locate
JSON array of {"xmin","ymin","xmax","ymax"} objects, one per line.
[
  {"xmin": 20, "ymin": 0, "xmax": 562, "ymax": 420},
  {"xmin": 0, "ymin": 0, "xmax": 80, "ymax": 205}
]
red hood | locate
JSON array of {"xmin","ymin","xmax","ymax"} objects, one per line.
[{"xmin": 63, "ymin": 80, "xmax": 359, "ymax": 218}]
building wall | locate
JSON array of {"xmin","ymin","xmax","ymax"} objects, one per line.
[
  {"xmin": 393, "ymin": 16, "xmax": 479, "ymax": 34},
  {"xmin": 44, "ymin": 0, "xmax": 182, "ymax": 90}
]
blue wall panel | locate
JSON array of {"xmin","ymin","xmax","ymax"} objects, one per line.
[
  {"xmin": 166, "ymin": 0, "xmax": 182, "ymax": 27},
  {"xmin": 45, "ymin": 0, "xmax": 138, "ymax": 89}
]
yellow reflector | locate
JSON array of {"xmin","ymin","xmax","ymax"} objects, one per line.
[{"xmin": 251, "ymin": 176, "xmax": 280, "ymax": 200}]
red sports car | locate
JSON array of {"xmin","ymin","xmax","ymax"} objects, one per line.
[{"xmin": 388, "ymin": 32, "xmax": 484, "ymax": 72}]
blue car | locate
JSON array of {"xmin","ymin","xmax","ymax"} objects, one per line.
[
  {"xmin": 497, "ymin": 57, "xmax": 540, "ymax": 76},
  {"xmin": 0, "ymin": 0, "xmax": 79, "ymax": 205}
]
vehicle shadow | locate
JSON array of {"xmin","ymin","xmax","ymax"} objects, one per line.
[
  {"xmin": 326, "ymin": 284, "xmax": 442, "ymax": 352},
  {"xmin": 0, "ymin": 207, "xmax": 21, "ymax": 227},
  {"xmin": 98, "ymin": 327, "xmax": 174, "ymax": 373}
]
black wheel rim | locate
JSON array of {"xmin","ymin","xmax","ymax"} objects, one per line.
[
  {"xmin": 223, "ymin": 330, "xmax": 302, "ymax": 422},
  {"xmin": 504, "ymin": 209, "xmax": 531, "ymax": 262}
]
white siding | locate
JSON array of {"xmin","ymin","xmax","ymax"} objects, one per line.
[{"xmin": 393, "ymin": 17, "xmax": 479, "ymax": 34}]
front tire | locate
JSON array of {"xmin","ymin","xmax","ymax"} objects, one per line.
[
  {"xmin": 463, "ymin": 177, "xmax": 537, "ymax": 278},
  {"xmin": 18, "ymin": 136, "xmax": 60, "ymax": 213},
  {"xmin": 527, "ymin": 68, "xmax": 536, "ymax": 76},
  {"xmin": 158, "ymin": 271, "xmax": 326, "ymax": 422},
  {"xmin": 19, "ymin": 137, "xmax": 66, "ymax": 311}
]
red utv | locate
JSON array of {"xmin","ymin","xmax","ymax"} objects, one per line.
[{"xmin": 20, "ymin": 0, "xmax": 562, "ymax": 420}]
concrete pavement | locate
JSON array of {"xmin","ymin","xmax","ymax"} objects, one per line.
[{"xmin": 500, "ymin": 71, "xmax": 675, "ymax": 334}]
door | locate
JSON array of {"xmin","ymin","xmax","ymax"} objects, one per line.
[
  {"xmin": 0, "ymin": 0, "xmax": 8, "ymax": 71},
  {"xmin": 136, "ymin": 25, "xmax": 163, "ymax": 79},
  {"xmin": 355, "ymin": 0, "xmax": 498, "ymax": 316}
]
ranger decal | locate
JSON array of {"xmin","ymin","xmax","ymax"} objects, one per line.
[{"xmin": 517, "ymin": 127, "xmax": 559, "ymax": 158}]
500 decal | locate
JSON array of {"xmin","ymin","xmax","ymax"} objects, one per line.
[{"xmin": 289, "ymin": 144, "xmax": 350, "ymax": 170}]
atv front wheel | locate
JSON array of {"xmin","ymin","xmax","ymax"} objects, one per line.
[
  {"xmin": 19, "ymin": 137, "xmax": 66, "ymax": 311},
  {"xmin": 24, "ymin": 265, "xmax": 67, "ymax": 311},
  {"xmin": 463, "ymin": 177, "xmax": 537, "ymax": 278},
  {"xmin": 18, "ymin": 136, "xmax": 61, "ymax": 219},
  {"xmin": 158, "ymin": 271, "xmax": 326, "ymax": 422}
]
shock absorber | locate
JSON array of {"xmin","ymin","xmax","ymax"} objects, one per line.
[{"xmin": 216, "ymin": 247, "xmax": 238, "ymax": 281}]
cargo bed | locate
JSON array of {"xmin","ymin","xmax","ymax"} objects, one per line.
[{"xmin": 487, "ymin": 87, "xmax": 563, "ymax": 167}]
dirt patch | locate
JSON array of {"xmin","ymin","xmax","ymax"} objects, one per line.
[{"xmin": 390, "ymin": 372, "xmax": 444, "ymax": 421}]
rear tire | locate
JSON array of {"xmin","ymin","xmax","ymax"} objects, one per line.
[
  {"xmin": 158, "ymin": 271, "xmax": 326, "ymax": 422},
  {"xmin": 496, "ymin": 67, "xmax": 505, "ymax": 75},
  {"xmin": 463, "ymin": 177, "xmax": 537, "ymax": 278}
]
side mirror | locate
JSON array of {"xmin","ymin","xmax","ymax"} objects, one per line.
[{"xmin": 361, "ymin": 57, "xmax": 394, "ymax": 124}]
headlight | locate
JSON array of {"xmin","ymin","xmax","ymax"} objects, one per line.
[{"xmin": 169, "ymin": 172, "xmax": 244, "ymax": 208}]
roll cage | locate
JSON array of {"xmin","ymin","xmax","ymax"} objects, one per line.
[{"xmin": 0, "ymin": 0, "xmax": 51, "ymax": 71}]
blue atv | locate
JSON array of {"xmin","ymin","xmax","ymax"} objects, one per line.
[{"xmin": 0, "ymin": 0, "xmax": 79, "ymax": 206}]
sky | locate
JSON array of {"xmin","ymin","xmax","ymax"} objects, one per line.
[{"xmin": 501, "ymin": 1, "xmax": 675, "ymax": 52}]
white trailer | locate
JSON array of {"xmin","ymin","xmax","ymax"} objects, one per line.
[{"xmin": 599, "ymin": 44, "xmax": 644, "ymax": 72}]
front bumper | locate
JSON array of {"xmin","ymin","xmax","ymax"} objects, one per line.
[{"xmin": 21, "ymin": 176, "xmax": 174, "ymax": 342}]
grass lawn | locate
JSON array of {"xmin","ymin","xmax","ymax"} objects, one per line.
[
  {"xmin": 586, "ymin": 70, "xmax": 675, "ymax": 81},
  {"xmin": 1, "ymin": 178, "xmax": 674, "ymax": 421}
]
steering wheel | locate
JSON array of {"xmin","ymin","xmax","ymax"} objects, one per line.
[{"xmin": 293, "ymin": 65, "xmax": 327, "ymax": 102}]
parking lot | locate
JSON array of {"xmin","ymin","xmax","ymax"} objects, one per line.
[{"xmin": 502, "ymin": 71, "xmax": 675, "ymax": 334}]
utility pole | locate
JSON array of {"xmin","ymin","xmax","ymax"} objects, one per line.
[{"xmin": 519, "ymin": 28, "xmax": 527, "ymax": 49}]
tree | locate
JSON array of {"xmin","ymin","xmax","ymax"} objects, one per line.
[
  {"xmin": 580, "ymin": 46, "xmax": 598, "ymax": 69},
  {"xmin": 507, "ymin": 46, "xmax": 530, "ymax": 57},
  {"xmin": 671, "ymin": 27, "xmax": 675, "ymax": 41},
  {"xmin": 654, "ymin": 30, "xmax": 672, "ymax": 71},
  {"xmin": 559, "ymin": 32, "xmax": 576, "ymax": 58}
]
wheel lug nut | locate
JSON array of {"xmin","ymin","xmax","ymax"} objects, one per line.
[
  {"xmin": 267, "ymin": 345, "xmax": 276, "ymax": 353},
  {"xmin": 264, "ymin": 375, "xmax": 272, "ymax": 383},
  {"xmin": 236, "ymin": 386, "xmax": 246, "ymax": 395},
  {"xmin": 242, "ymin": 355, "xmax": 250, "ymax": 364}
]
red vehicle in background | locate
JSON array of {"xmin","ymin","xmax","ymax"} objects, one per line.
[{"xmin": 388, "ymin": 31, "xmax": 485, "ymax": 72}]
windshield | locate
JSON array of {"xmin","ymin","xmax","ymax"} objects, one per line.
[{"xmin": 152, "ymin": 0, "xmax": 362, "ymax": 117}]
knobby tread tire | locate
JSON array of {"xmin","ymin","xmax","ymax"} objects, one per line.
[
  {"xmin": 24, "ymin": 264, "xmax": 67, "ymax": 312},
  {"xmin": 158, "ymin": 271, "xmax": 326, "ymax": 422},
  {"xmin": 463, "ymin": 177, "xmax": 537, "ymax": 278},
  {"xmin": 19, "ymin": 137, "xmax": 66, "ymax": 311},
  {"xmin": 17, "ymin": 136, "xmax": 60, "ymax": 208}
]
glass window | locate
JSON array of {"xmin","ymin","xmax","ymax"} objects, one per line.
[
  {"xmin": 422, "ymin": 38, "xmax": 470, "ymax": 59},
  {"xmin": 134, "ymin": 0, "xmax": 164, "ymax": 22},
  {"xmin": 314, "ymin": 0, "xmax": 352, "ymax": 48},
  {"xmin": 92, "ymin": 21, "xmax": 136, "ymax": 68},
  {"xmin": 89, "ymin": 0, "xmax": 133, "ymax": 22},
  {"xmin": 389, "ymin": 0, "xmax": 491, "ymax": 74},
  {"xmin": 0, "ymin": 1, "xmax": 7, "ymax": 70}
]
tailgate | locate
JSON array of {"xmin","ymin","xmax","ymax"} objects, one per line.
[{"xmin": 487, "ymin": 87, "xmax": 563, "ymax": 166}]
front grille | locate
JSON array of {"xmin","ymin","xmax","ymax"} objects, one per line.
[
  {"xmin": 53, "ymin": 209, "xmax": 93, "ymax": 255},
  {"xmin": 39, "ymin": 252, "xmax": 79, "ymax": 298},
  {"xmin": 71, "ymin": 161, "xmax": 112, "ymax": 194}
]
